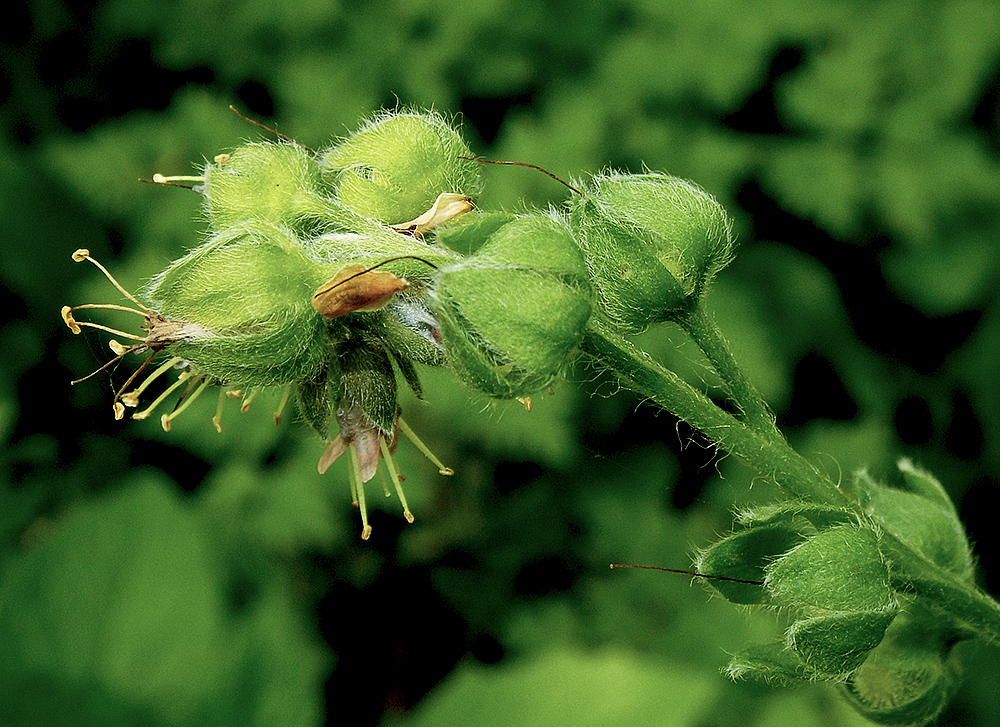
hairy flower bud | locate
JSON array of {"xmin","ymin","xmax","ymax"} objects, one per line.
[
  {"xmin": 767, "ymin": 525, "xmax": 897, "ymax": 679},
  {"xmin": 319, "ymin": 110, "xmax": 482, "ymax": 225},
  {"xmin": 841, "ymin": 606, "xmax": 962, "ymax": 727},
  {"xmin": 431, "ymin": 213, "xmax": 592, "ymax": 398},
  {"xmin": 202, "ymin": 142, "xmax": 354, "ymax": 234},
  {"xmin": 570, "ymin": 172, "xmax": 734, "ymax": 331},
  {"xmin": 854, "ymin": 459, "xmax": 974, "ymax": 583},
  {"xmin": 145, "ymin": 222, "xmax": 336, "ymax": 387}
]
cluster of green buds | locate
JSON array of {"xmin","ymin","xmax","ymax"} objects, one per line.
[
  {"xmin": 62, "ymin": 105, "xmax": 743, "ymax": 541},
  {"xmin": 695, "ymin": 459, "xmax": 973, "ymax": 726},
  {"xmin": 62, "ymin": 110, "xmax": 610, "ymax": 538}
]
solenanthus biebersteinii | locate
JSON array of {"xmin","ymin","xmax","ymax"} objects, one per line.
[{"xmin": 62, "ymin": 110, "xmax": 595, "ymax": 539}]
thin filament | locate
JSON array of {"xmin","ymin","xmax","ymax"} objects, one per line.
[
  {"xmin": 121, "ymin": 356, "xmax": 183, "ymax": 406},
  {"xmin": 76, "ymin": 252, "xmax": 153, "ymax": 312},
  {"xmin": 133, "ymin": 370, "xmax": 193, "ymax": 420},
  {"xmin": 380, "ymin": 438, "xmax": 414, "ymax": 523},
  {"xmin": 348, "ymin": 446, "xmax": 372, "ymax": 540},
  {"xmin": 161, "ymin": 377, "xmax": 211, "ymax": 431},
  {"xmin": 397, "ymin": 418, "xmax": 453, "ymax": 475}
]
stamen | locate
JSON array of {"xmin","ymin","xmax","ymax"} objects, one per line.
[
  {"xmin": 240, "ymin": 388, "xmax": 258, "ymax": 413},
  {"xmin": 397, "ymin": 417, "xmax": 454, "ymax": 476},
  {"xmin": 70, "ymin": 350, "xmax": 128, "ymax": 386},
  {"xmin": 108, "ymin": 340, "xmax": 129, "ymax": 356},
  {"xmin": 161, "ymin": 376, "xmax": 211, "ymax": 432},
  {"xmin": 213, "ymin": 387, "xmax": 227, "ymax": 433},
  {"xmin": 377, "ymin": 468, "xmax": 392, "ymax": 498},
  {"xmin": 110, "ymin": 350, "xmax": 155, "ymax": 411},
  {"xmin": 66, "ymin": 319, "xmax": 148, "ymax": 342},
  {"xmin": 380, "ymin": 438, "xmax": 414, "ymax": 523},
  {"xmin": 120, "ymin": 356, "xmax": 183, "ymax": 407},
  {"xmin": 133, "ymin": 370, "xmax": 193, "ymax": 420},
  {"xmin": 348, "ymin": 446, "xmax": 372, "ymax": 540},
  {"xmin": 70, "ymin": 249, "xmax": 152, "ymax": 313},
  {"xmin": 152, "ymin": 173, "xmax": 205, "ymax": 184},
  {"xmin": 273, "ymin": 386, "xmax": 291, "ymax": 426},
  {"xmin": 67, "ymin": 302, "xmax": 148, "ymax": 317},
  {"xmin": 517, "ymin": 396, "xmax": 533, "ymax": 412}
]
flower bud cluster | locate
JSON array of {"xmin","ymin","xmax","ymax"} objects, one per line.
[
  {"xmin": 696, "ymin": 459, "xmax": 976, "ymax": 726},
  {"xmin": 65, "ymin": 108, "xmax": 745, "ymax": 539}
]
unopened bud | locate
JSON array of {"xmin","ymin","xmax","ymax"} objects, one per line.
[
  {"xmin": 431, "ymin": 214, "xmax": 592, "ymax": 398},
  {"xmin": 570, "ymin": 172, "xmax": 734, "ymax": 332},
  {"xmin": 320, "ymin": 111, "xmax": 481, "ymax": 225}
]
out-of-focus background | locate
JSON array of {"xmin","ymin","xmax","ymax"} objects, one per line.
[{"xmin": 3, "ymin": 1, "xmax": 1000, "ymax": 725}]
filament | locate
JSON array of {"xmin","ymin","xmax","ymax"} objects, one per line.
[
  {"xmin": 380, "ymin": 438, "xmax": 414, "ymax": 523},
  {"xmin": 398, "ymin": 417, "xmax": 453, "ymax": 475}
]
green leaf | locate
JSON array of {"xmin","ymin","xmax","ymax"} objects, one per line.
[
  {"xmin": 383, "ymin": 645, "xmax": 719, "ymax": 727},
  {"xmin": 0, "ymin": 478, "xmax": 250, "ymax": 725}
]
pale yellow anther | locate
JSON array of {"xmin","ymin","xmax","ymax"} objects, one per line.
[
  {"xmin": 212, "ymin": 388, "xmax": 226, "ymax": 433},
  {"xmin": 113, "ymin": 401, "xmax": 125, "ymax": 420},
  {"xmin": 61, "ymin": 306, "xmax": 81, "ymax": 334},
  {"xmin": 517, "ymin": 396, "xmax": 533, "ymax": 412},
  {"xmin": 108, "ymin": 340, "xmax": 128, "ymax": 356},
  {"xmin": 152, "ymin": 173, "xmax": 204, "ymax": 184},
  {"xmin": 214, "ymin": 153, "xmax": 231, "ymax": 164},
  {"xmin": 72, "ymin": 249, "xmax": 90, "ymax": 262},
  {"xmin": 240, "ymin": 388, "xmax": 257, "ymax": 413}
]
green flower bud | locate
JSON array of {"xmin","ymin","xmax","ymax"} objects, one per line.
[
  {"xmin": 570, "ymin": 172, "xmax": 735, "ymax": 332},
  {"xmin": 767, "ymin": 525, "xmax": 897, "ymax": 679},
  {"xmin": 854, "ymin": 460, "xmax": 974, "ymax": 582},
  {"xmin": 202, "ymin": 142, "xmax": 355, "ymax": 234},
  {"xmin": 146, "ymin": 222, "xmax": 336, "ymax": 386},
  {"xmin": 841, "ymin": 607, "xmax": 961, "ymax": 727},
  {"xmin": 319, "ymin": 110, "xmax": 482, "ymax": 225},
  {"xmin": 430, "ymin": 214, "xmax": 592, "ymax": 398},
  {"xmin": 695, "ymin": 524, "xmax": 803, "ymax": 605}
]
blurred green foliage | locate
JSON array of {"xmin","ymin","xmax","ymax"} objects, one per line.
[{"xmin": 2, "ymin": 0, "xmax": 1000, "ymax": 725}]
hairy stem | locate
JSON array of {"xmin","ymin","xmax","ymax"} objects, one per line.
[
  {"xmin": 581, "ymin": 317, "xmax": 847, "ymax": 506},
  {"xmin": 680, "ymin": 303, "xmax": 778, "ymax": 435}
]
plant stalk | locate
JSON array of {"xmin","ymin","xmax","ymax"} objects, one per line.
[{"xmin": 581, "ymin": 318, "xmax": 847, "ymax": 506}]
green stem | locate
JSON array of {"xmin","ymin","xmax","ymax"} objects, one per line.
[
  {"xmin": 582, "ymin": 318, "xmax": 847, "ymax": 506},
  {"xmin": 679, "ymin": 303, "xmax": 777, "ymax": 434},
  {"xmin": 884, "ymin": 533, "xmax": 1000, "ymax": 643}
]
